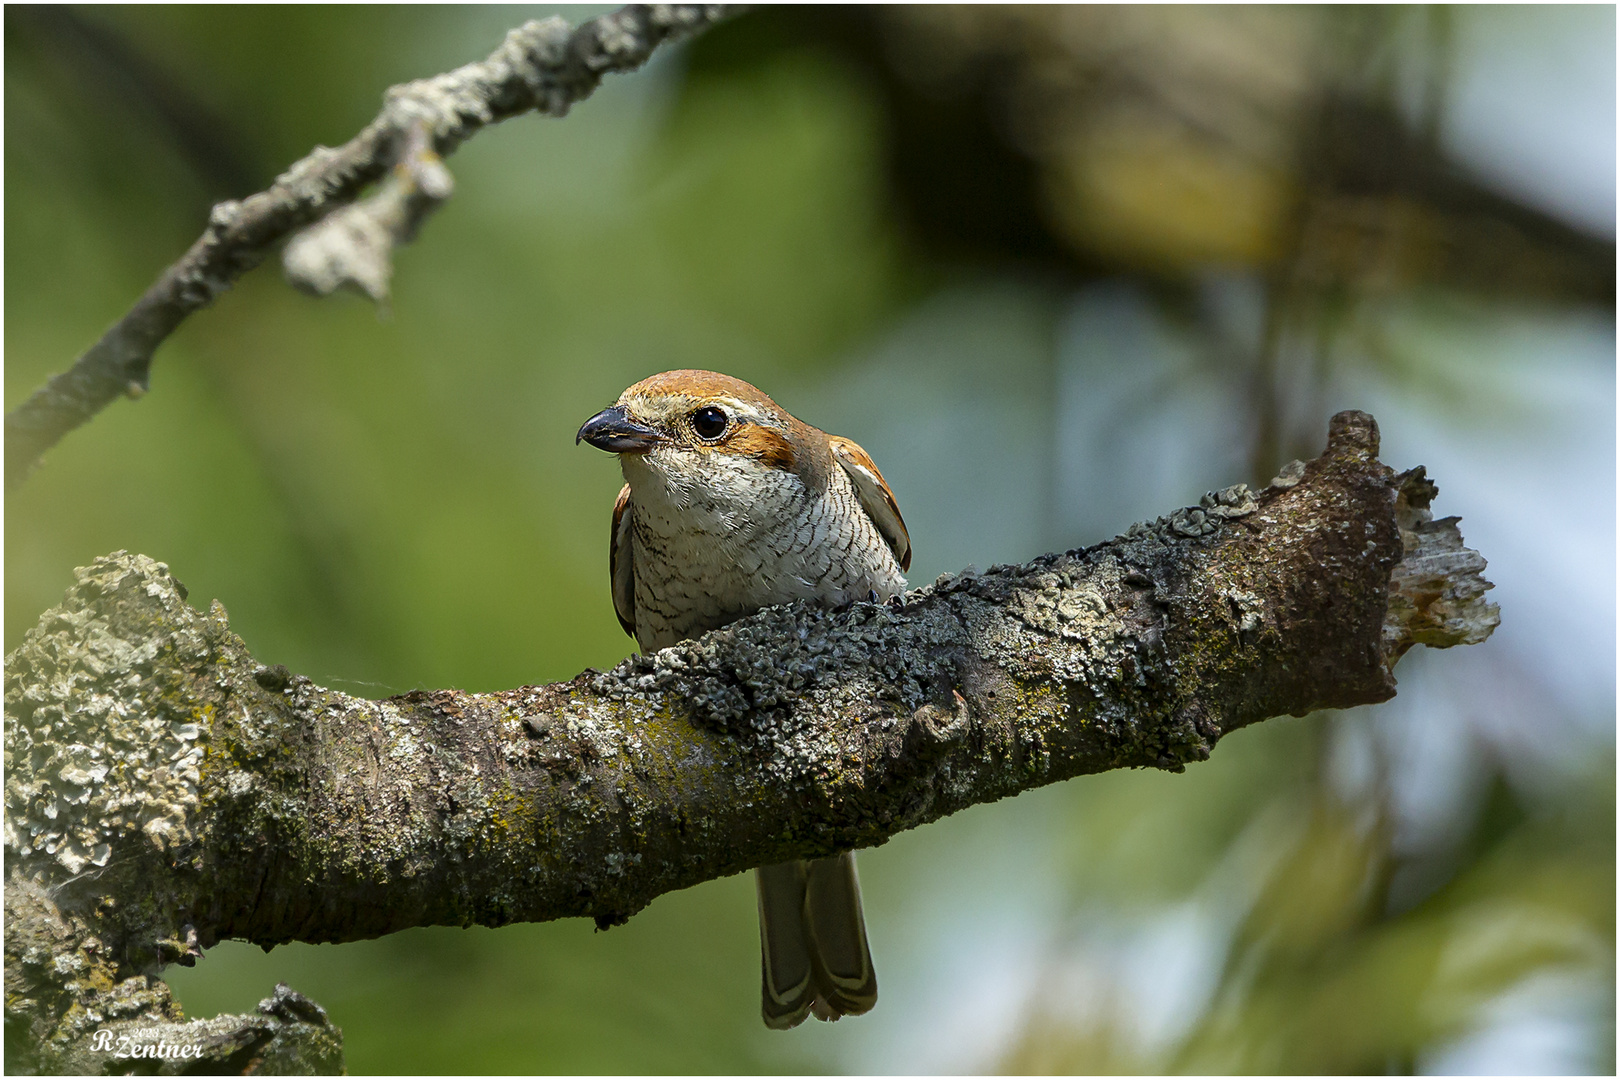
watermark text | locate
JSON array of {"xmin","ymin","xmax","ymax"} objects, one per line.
[{"xmin": 89, "ymin": 1028, "xmax": 204, "ymax": 1060}]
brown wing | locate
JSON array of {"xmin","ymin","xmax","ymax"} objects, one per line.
[
  {"xmin": 610, "ymin": 484, "xmax": 636, "ymax": 638},
  {"xmin": 827, "ymin": 435, "xmax": 911, "ymax": 573}
]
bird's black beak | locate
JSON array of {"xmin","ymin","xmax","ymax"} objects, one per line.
[{"xmin": 576, "ymin": 405, "xmax": 663, "ymax": 453}]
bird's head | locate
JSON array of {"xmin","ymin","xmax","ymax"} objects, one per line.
[{"xmin": 576, "ymin": 369, "xmax": 824, "ymax": 504}]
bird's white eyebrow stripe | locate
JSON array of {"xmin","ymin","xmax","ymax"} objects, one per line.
[{"xmin": 708, "ymin": 397, "xmax": 776, "ymax": 426}]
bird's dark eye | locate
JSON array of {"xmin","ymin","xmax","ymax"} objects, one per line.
[{"xmin": 692, "ymin": 406, "xmax": 728, "ymax": 440}]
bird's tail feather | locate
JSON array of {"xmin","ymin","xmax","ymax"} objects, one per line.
[
  {"xmin": 757, "ymin": 852, "xmax": 877, "ymax": 1030},
  {"xmin": 757, "ymin": 861, "xmax": 814, "ymax": 1030}
]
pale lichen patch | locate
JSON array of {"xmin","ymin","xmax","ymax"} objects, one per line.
[{"xmin": 5, "ymin": 555, "xmax": 207, "ymax": 875}]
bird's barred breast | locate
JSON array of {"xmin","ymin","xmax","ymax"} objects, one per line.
[{"xmin": 625, "ymin": 455, "xmax": 905, "ymax": 652}]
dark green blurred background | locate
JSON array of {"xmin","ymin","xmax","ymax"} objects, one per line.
[{"xmin": 6, "ymin": 5, "xmax": 1614, "ymax": 1073}]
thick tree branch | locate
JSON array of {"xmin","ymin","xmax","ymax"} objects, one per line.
[
  {"xmin": 3, "ymin": 4, "xmax": 730, "ymax": 492},
  {"xmin": 3, "ymin": 410, "xmax": 1496, "ymax": 1072}
]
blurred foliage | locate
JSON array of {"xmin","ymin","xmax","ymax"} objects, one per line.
[
  {"xmin": 1001, "ymin": 722, "xmax": 1614, "ymax": 1074},
  {"xmin": 5, "ymin": 4, "xmax": 1613, "ymax": 1074}
]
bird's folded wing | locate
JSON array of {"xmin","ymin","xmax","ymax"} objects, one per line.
[
  {"xmin": 827, "ymin": 435, "xmax": 911, "ymax": 572},
  {"xmin": 610, "ymin": 484, "xmax": 636, "ymax": 639}
]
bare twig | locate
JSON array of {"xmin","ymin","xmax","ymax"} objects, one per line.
[{"xmin": 3, "ymin": 4, "xmax": 731, "ymax": 492}]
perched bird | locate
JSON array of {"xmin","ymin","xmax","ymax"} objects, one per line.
[{"xmin": 577, "ymin": 369, "xmax": 911, "ymax": 1030}]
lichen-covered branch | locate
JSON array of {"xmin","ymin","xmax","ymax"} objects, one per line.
[
  {"xmin": 280, "ymin": 121, "xmax": 454, "ymax": 303},
  {"xmin": 2, "ymin": 4, "xmax": 731, "ymax": 492},
  {"xmin": 6, "ymin": 874, "xmax": 341, "ymax": 1075},
  {"xmin": 3, "ymin": 411, "xmax": 1497, "ymax": 1073}
]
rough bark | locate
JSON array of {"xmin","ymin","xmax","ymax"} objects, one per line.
[
  {"xmin": 3, "ymin": 411, "xmax": 1497, "ymax": 1073},
  {"xmin": 3, "ymin": 4, "xmax": 731, "ymax": 492}
]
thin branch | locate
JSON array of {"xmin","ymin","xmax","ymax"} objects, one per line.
[
  {"xmin": 3, "ymin": 411, "xmax": 1497, "ymax": 1072},
  {"xmin": 3, "ymin": 4, "xmax": 731, "ymax": 492}
]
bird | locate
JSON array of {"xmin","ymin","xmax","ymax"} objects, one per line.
[{"xmin": 576, "ymin": 369, "xmax": 911, "ymax": 1030}]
